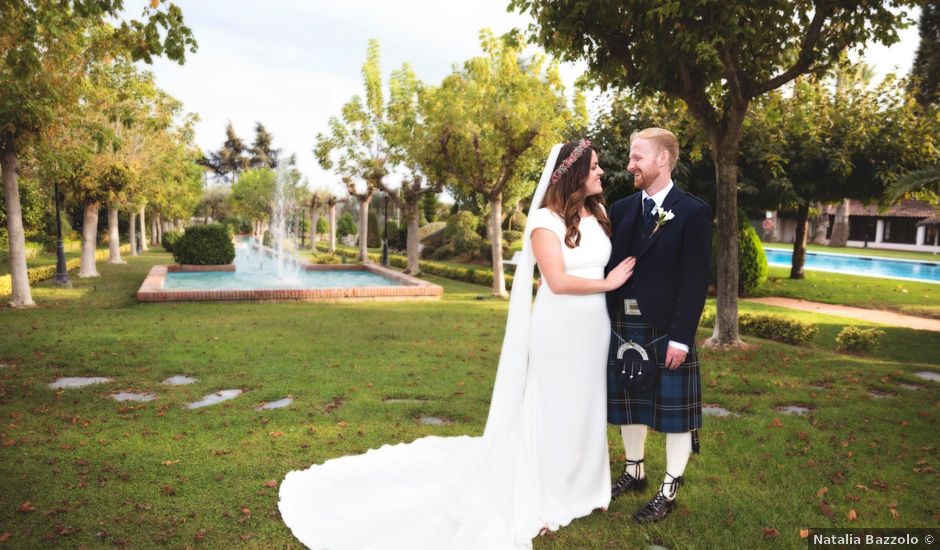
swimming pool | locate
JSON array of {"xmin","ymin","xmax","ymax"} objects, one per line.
[{"xmin": 764, "ymin": 247, "xmax": 940, "ymax": 284}]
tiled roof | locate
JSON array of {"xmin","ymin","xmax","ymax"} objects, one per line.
[{"xmin": 824, "ymin": 199, "xmax": 936, "ymax": 218}]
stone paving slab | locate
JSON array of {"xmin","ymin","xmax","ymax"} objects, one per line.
[
  {"xmin": 49, "ymin": 377, "xmax": 113, "ymax": 389},
  {"xmin": 113, "ymin": 392, "xmax": 158, "ymax": 402},
  {"xmin": 257, "ymin": 397, "xmax": 293, "ymax": 410},
  {"xmin": 162, "ymin": 376, "xmax": 197, "ymax": 386},
  {"xmin": 187, "ymin": 389, "xmax": 242, "ymax": 409}
]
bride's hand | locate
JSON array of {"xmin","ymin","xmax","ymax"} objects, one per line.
[{"xmin": 605, "ymin": 257, "xmax": 635, "ymax": 291}]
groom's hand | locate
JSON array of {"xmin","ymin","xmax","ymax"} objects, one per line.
[{"xmin": 664, "ymin": 345, "xmax": 687, "ymax": 370}]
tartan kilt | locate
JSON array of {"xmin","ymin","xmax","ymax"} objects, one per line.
[{"xmin": 607, "ymin": 304, "xmax": 703, "ymax": 435}]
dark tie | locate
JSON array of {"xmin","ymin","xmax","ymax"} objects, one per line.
[{"xmin": 643, "ymin": 197, "xmax": 656, "ymax": 232}]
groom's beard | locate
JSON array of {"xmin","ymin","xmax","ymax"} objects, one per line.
[{"xmin": 632, "ymin": 166, "xmax": 659, "ymax": 191}]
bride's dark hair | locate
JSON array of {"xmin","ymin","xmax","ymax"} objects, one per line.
[{"xmin": 541, "ymin": 141, "xmax": 612, "ymax": 248}]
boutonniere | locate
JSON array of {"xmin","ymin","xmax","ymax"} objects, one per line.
[{"xmin": 651, "ymin": 207, "xmax": 675, "ymax": 236}]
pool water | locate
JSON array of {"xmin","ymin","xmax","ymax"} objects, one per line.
[
  {"xmin": 764, "ymin": 248, "xmax": 940, "ymax": 284},
  {"xmin": 163, "ymin": 243, "xmax": 402, "ymax": 290}
]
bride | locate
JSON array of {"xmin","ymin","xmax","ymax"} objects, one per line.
[{"xmin": 278, "ymin": 141, "xmax": 635, "ymax": 549}]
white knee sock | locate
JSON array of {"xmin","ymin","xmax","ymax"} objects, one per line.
[
  {"xmin": 662, "ymin": 432, "xmax": 692, "ymax": 500},
  {"xmin": 620, "ymin": 425, "xmax": 648, "ymax": 479}
]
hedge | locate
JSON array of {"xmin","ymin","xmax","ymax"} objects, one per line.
[
  {"xmin": 172, "ymin": 224, "xmax": 235, "ymax": 265},
  {"xmin": 699, "ymin": 308, "xmax": 818, "ymax": 346},
  {"xmin": 835, "ymin": 326, "xmax": 885, "ymax": 354},
  {"xmin": 0, "ymin": 244, "xmax": 131, "ymax": 296}
]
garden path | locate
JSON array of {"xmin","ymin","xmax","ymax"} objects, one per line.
[{"xmin": 744, "ymin": 297, "xmax": 940, "ymax": 332}]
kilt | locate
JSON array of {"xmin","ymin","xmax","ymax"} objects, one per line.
[{"xmin": 607, "ymin": 300, "xmax": 703, "ymax": 440}]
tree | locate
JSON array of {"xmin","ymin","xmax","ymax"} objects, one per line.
[
  {"xmin": 420, "ymin": 30, "xmax": 573, "ymax": 296},
  {"xmin": 513, "ymin": 0, "xmax": 918, "ymax": 344},
  {"xmin": 231, "ymin": 168, "xmax": 277, "ymax": 239},
  {"xmin": 204, "ymin": 122, "xmax": 249, "ymax": 184},
  {"xmin": 910, "ymin": 3, "xmax": 940, "ymax": 107},
  {"xmin": 381, "ymin": 63, "xmax": 445, "ymax": 274},
  {"xmin": 249, "ymin": 123, "xmax": 281, "ymax": 169},
  {"xmin": 1, "ymin": 0, "xmax": 195, "ymax": 306},
  {"xmin": 315, "ymin": 40, "xmax": 390, "ymax": 261}
]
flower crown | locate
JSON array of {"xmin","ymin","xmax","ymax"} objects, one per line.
[{"xmin": 550, "ymin": 140, "xmax": 591, "ymax": 184}]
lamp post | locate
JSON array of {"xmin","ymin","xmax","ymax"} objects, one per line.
[
  {"xmin": 53, "ymin": 181, "xmax": 70, "ymax": 286},
  {"xmin": 382, "ymin": 192, "xmax": 390, "ymax": 266},
  {"xmin": 300, "ymin": 208, "xmax": 306, "ymax": 249}
]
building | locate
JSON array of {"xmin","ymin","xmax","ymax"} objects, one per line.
[{"xmin": 756, "ymin": 199, "xmax": 940, "ymax": 253}]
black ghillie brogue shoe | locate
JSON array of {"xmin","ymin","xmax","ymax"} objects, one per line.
[
  {"xmin": 611, "ymin": 458, "xmax": 648, "ymax": 500},
  {"xmin": 632, "ymin": 474, "xmax": 683, "ymax": 523}
]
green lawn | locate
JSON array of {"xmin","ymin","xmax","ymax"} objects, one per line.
[
  {"xmin": 752, "ymin": 266, "xmax": 940, "ymax": 319},
  {"xmin": 764, "ymin": 243, "xmax": 940, "ymax": 262},
  {"xmin": 0, "ymin": 251, "xmax": 937, "ymax": 549}
]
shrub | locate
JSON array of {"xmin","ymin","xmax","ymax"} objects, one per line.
[
  {"xmin": 738, "ymin": 313, "xmax": 817, "ymax": 346},
  {"xmin": 431, "ymin": 243, "xmax": 455, "ymax": 261},
  {"xmin": 503, "ymin": 230, "xmax": 523, "ymax": 244},
  {"xmin": 367, "ymin": 210, "xmax": 382, "ymax": 248},
  {"xmin": 699, "ymin": 307, "xmax": 716, "ymax": 327},
  {"xmin": 336, "ymin": 213, "xmax": 357, "ymax": 238},
  {"xmin": 172, "ymin": 224, "xmax": 235, "ymax": 265},
  {"xmin": 162, "ymin": 230, "xmax": 183, "ymax": 253},
  {"xmin": 503, "ymin": 210, "xmax": 527, "ymax": 231},
  {"xmin": 712, "ymin": 212, "xmax": 768, "ymax": 296},
  {"xmin": 316, "ymin": 217, "xmax": 329, "ymax": 234},
  {"xmin": 447, "ymin": 211, "xmax": 484, "ymax": 255},
  {"xmin": 835, "ymin": 327, "xmax": 885, "ymax": 354},
  {"xmin": 311, "ymin": 253, "xmax": 341, "ymax": 264}
]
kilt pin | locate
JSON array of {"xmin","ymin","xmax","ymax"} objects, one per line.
[{"xmin": 604, "ymin": 185, "xmax": 713, "ymax": 453}]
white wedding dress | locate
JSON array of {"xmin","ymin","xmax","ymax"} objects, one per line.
[{"xmin": 278, "ymin": 146, "xmax": 612, "ymax": 549}]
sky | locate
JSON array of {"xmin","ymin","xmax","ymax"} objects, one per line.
[{"xmin": 140, "ymin": 1, "xmax": 923, "ymax": 197}]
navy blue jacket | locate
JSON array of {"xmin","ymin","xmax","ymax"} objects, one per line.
[{"xmin": 604, "ymin": 186, "xmax": 712, "ymax": 347}]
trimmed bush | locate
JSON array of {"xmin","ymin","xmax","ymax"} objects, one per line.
[
  {"xmin": 311, "ymin": 253, "xmax": 341, "ymax": 264},
  {"xmin": 712, "ymin": 213, "xmax": 768, "ymax": 296},
  {"xmin": 162, "ymin": 230, "xmax": 183, "ymax": 253},
  {"xmin": 172, "ymin": 224, "xmax": 235, "ymax": 265},
  {"xmin": 698, "ymin": 309, "xmax": 817, "ymax": 346},
  {"xmin": 367, "ymin": 210, "xmax": 382, "ymax": 248},
  {"xmin": 1, "ymin": 245, "xmax": 130, "ymax": 297},
  {"xmin": 738, "ymin": 313, "xmax": 817, "ymax": 346},
  {"xmin": 337, "ymin": 213, "xmax": 357, "ymax": 238},
  {"xmin": 502, "ymin": 230, "xmax": 523, "ymax": 244},
  {"xmin": 835, "ymin": 326, "xmax": 885, "ymax": 354}
]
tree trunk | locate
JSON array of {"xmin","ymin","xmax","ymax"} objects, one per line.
[
  {"xmin": 404, "ymin": 198, "xmax": 421, "ymax": 275},
  {"xmin": 810, "ymin": 202, "xmax": 828, "ymax": 244},
  {"xmin": 139, "ymin": 206, "xmax": 148, "ymax": 251},
  {"xmin": 488, "ymin": 194, "xmax": 507, "ymax": 297},
  {"xmin": 328, "ymin": 203, "xmax": 337, "ymax": 254},
  {"xmin": 155, "ymin": 215, "xmax": 163, "ymax": 245},
  {"xmin": 790, "ymin": 202, "xmax": 809, "ymax": 279},
  {"xmin": 829, "ymin": 199, "xmax": 850, "ymax": 247},
  {"xmin": 706, "ymin": 122, "xmax": 745, "ymax": 347},
  {"xmin": 79, "ymin": 202, "xmax": 100, "ymax": 278},
  {"xmin": 129, "ymin": 211, "xmax": 138, "ymax": 256},
  {"xmin": 358, "ymin": 196, "xmax": 371, "ymax": 262},
  {"xmin": 1, "ymin": 142, "xmax": 35, "ymax": 307},
  {"xmin": 107, "ymin": 206, "xmax": 125, "ymax": 264},
  {"xmin": 309, "ymin": 205, "xmax": 318, "ymax": 247},
  {"xmin": 150, "ymin": 215, "xmax": 158, "ymax": 246}
]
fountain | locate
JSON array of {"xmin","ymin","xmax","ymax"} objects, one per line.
[{"xmin": 137, "ymin": 166, "xmax": 442, "ymax": 303}]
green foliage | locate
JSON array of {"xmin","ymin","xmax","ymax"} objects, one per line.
[
  {"xmin": 699, "ymin": 308, "xmax": 817, "ymax": 346},
  {"xmin": 161, "ymin": 230, "xmax": 183, "ymax": 253},
  {"xmin": 502, "ymin": 210, "xmax": 527, "ymax": 231},
  {"xmin": 835, "ymin": 327, "xmax": 885, "ymax": 354},
  {"xmin": 316, "ymin": 217, "xmax": 329, "ymax": 234},
  {"xmin": 502, "ymin": 230, "xmax": 523, "ymax": 244},
  {"xmin": 231, "ymin": 168, "xmax": 276, "ymax": 222},
  {"xmin": 172, "ymin": 224, "xmax": 235, "ymax": 265},
  {"xmin": 367, "ymin": 211, "xmax": 381, "ymax": 248},
  {"xmin": 739, "ymin": 313, "xmax": 818, "ymax": 346},
  {"xmin": 310, "ymin": 253, "xmax": 341, "ymax": 264},
  {"xmin": 712, "ymin": 215, "xmax": 768, "ymax": 296},
  {"xmin": 909, "ymin": 3, "xmax": 940, "ymax": 107},
  {"xmin": 337, "ymin": 213, "xmax": 357, "ymax": 238},
  {"xmin": 421, "ymin": 193, "xmax": 441, "ymax": 223},
  {"xmin": 446, "ymin": 211, "xmax": 484, "ymax": 256}
]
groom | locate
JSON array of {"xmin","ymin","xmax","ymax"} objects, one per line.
[{"xmin": 604, "ymin": 128, "xmax": 712, "ymax": 522}]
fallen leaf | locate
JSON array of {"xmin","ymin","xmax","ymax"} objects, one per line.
[
  {"xmin": 263, "ymin": 480, "xmax": 277, "ymax": 488},
  {"xmin": 269, "ymin": 431, "xmax": 283, "ymax": 438},
  {"xmin": 890, "ymin": 508, "xmax": 900, "ymax": 519},
  {"xmin": 817, "ymin": 487, "xmax": 828, "ymax": 498},
  {"xmin": 819, "ymin": 501, "xmax": 834, "ymax": 518},
  {"xmin": 771, "ymin": 418, "xmax": 782, "ymax": 427},
  {"xmin": 0, "ymin": 532, "xmax": 11, "ymax": 542},
  {"xmin": 337, "ymin": 421, "xmax": 348, "ymax": 428},
  {"xmin": 16, "ymin": 502, "xmax": 35, "ymax": 513},
  {"xmin": 161, "ymin": 460, "xmax": 180, "ymax": 466},
  {"xmin": 161, "ymin": 485, "xmax": 176, "ymax": 496},
  {"xmin": 799, "ymin": 529, "xmax": 809, "ymax": 539},
  {"xmin": 848, "ymin": 509, "xmax": 858, "ymax": 521},
  {"xmin": 761, "ymin": 527, "xmax": 779, "ymax": 538}
]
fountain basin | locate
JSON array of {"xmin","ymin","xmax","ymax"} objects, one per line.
[{"xmin": 137, "ymin": 248, "xmax": 441, "ymax": 303}]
